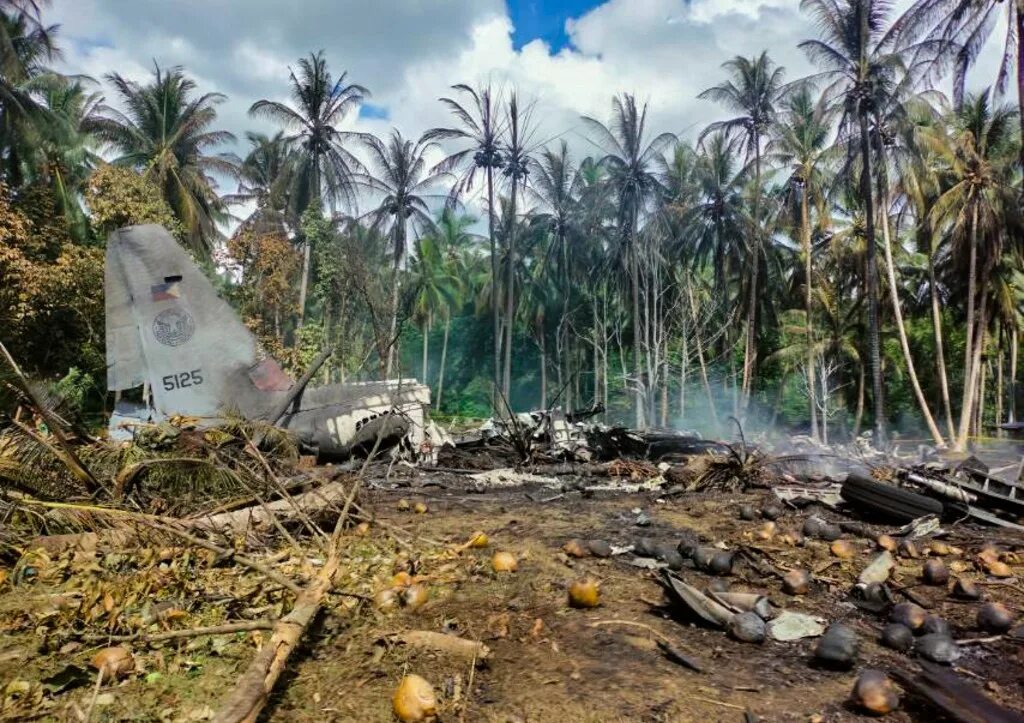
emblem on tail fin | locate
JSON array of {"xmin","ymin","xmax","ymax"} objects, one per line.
[{"xmin": 152, "ymin": 307, "xmax": 195, "ymax": 347}]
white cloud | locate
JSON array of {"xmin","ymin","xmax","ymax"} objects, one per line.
[{"xmin": 47, "ymin": 0, "xmax": 1009, "ymax": 226}]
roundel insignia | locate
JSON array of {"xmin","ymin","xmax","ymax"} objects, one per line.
[{"xmin": 152, "ymin": 307, "xmax": 195, "ymax": 347}]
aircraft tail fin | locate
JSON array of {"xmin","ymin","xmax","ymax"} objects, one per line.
[{"xmin": 105, "ymin": 224, "xmax": 292, "ymax": 421}]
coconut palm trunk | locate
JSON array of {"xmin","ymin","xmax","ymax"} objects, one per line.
[
  {"xmin": 630, "ymin": 213, "xmax": 645, "ymax": 427},
  {"xmin": 1011, "ymin": 325, "xmax": 1018, "ymax": 423},
  {"xmin": 502, "ymin": 178, "xmax": 518, "ymax": 402},
  {"xmin": 801, "ymin": 185, "xmax": 819, "ymax": 440},
  {"xmin": 385, "ymin": 221, "xmax": 404, "ymax": 378},
  {"xmin": 487, "ymin": 165, "xmax": 501, "ymax": 401},
  {"xmin": 741, "ymin": 142, "xmax": 762, "ymax": 411},
  {"xmin": 929, "ymin": 247, "xmax": 957, "ymax": 440},
  {"xmin": 858, "ymin": 110, "xmax": 885, "ymax": 443},
  {"xmin": 437, "ymin": 315, "xmax": 450, "ymax": 411},
  {"xmin": 957, "ymin": 205, "xmax": 980, "ymax": 447},
  {"xmin": 878, "ymin": 183, "xmax": 946, "ymax": 446}
]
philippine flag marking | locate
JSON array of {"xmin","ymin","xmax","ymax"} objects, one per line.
[{"xmin": 150, "ymin": 280, "xmax": 181, "ymax": 301}]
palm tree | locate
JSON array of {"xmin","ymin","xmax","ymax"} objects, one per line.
[
  {"xmin": 32, "ymin": 75, "xmax": 102, "ymax": 240},
  {"xmin": 798, "ymin": 0, "xmax": 913, "ymax": 443},
  {"xmin": 249, "ymin": 51, "xmax": 368, "ymax": 327},
  {"xmin": 582, "ymin": 94, "xmax": 675, "ymax": 427},
  {"xmin": 529, "ymin": 140, "xmax": 584, "ymax": 406},
  {"xmin": 0, "ymin": 3, "xmax": 59, "ymax": 187},
  {"xmin": 409, "ymin": 231, "xmax": 459, "ymax": 387},
  {"xmin": 224, "ymin": 131, "xmax": 295, "ymax": 234},
  {"xmin": 424, "ymin": 84, "xmax": 505, "ymax": 400},
  {"xmin": 88, "ymin": 64, "xmax": 237, "ymax": 256},
  {"xmin": 896, "ymin": 0, "xmax": 1023, "ymax": 170},
  {"xmin": 699, "ymin": 51, "xmax": 786, "ymax": 409},
  {"xmin": 926, "ymin": 89, "xmax": 1019, "ymax": 447},
  {"xmin": 498, "ymin": 91, "xmax": 536, "ymax": 400},
  {"xmin": 355, "ymin": 129, "xmax": 445, "ymax": 377},
  {"xmin": 768, "ymin": 87, "xmax": 836, "ymax": 439}
]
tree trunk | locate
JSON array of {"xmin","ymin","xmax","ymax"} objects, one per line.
[
  {"xmin": 296, "ymin": 240, "xmax": 311, "ymax": 332},
  {"xmin": 503, "ymin": 179, "xmax": 517, "ymax": 404},
  {"xmin": 997, "ymin": 344, "xmax": 1004, "ymax": 433},
  {"xmin": 1017, "ymin": 1, "xmax": 1024, "ymax": 177},
  {"xmin": 741, "ymin": 139, "xmax": 762, "ymax": 411},
  {"xmin": 487, "ymin": 165, "xmax": 500, "ymax": 407},
  {"xmin": 859, "ymin": 110, "xmax": 885, "ymax": 443},
  {"xmin": 801, "ymin": 184, "xmax": 818, "ymax": 441},
  {"xmin": 592, "ymin": 298, "xmax": 600, "ymax": 406},
  {"xmin": 929, "ymin": 248, "xmax": 956, "ymax": 440},
  {"xmin": 539, "ymin": 326, "xmax": 547, "ymax": 409},
  {"xmin": 853, "ymin": 360, "xmax": 865, "ymax": 439},
  {"xmin": 957, "ymin": 205, "xmax": 980, "ymax": 448},
  {"xmin": 686, "ymin": 281, "xmax": 718, "ymax": 428},
  {"xmin": 421, "ymin": 315, "xmax": 430, "ymax": 383},
  {"xmin": 1011, "ymin": 325, "xmax": 1018, "ymax": 423},
  {"xmin": 384, "ymin": 224, "xmax": 404, "ymax": 378},
  {"xmin": 879, "ymin": 187, "xmax": 946, "ymax": 446},
  {"xmin": 630, "ymin": 213, "xmax": 645, "ymax": 427},
  {"xmin": 680, "ymin": 330, "xmax": 688, "ymax": 420},
  {"xmin": 436, "ymin": 316, "xmax": 450, "ymax": 412}
]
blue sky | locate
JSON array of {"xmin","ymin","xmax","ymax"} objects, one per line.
[{"xmin": 507, "ymin": 0, "xmax": 603, "ymax": 50}]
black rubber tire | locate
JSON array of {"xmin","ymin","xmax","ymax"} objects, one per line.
[{"xmin": 841, "ymin": 473, "xmax": 944, "ymax": 523}]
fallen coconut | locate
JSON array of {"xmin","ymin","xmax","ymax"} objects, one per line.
[
  {"xmin": 466, "ymin": 531, "xmax": 489, "ymax": 548},
  {"xmin": 782, "ymin": 569, "xmax": 810, "ymax": 595},
  {"xmin": 952, "ymin": 577, "xmax": 982, "ymax": 600},
  {"xmin": 708, "ymin": 551, "xmax": 734, "ymax": 576},
  {"xmin": 922, "ymin": 615, "xmax": 951, "ymax": 637},
  {"xmin": 802, "ymin": 517, "xmax": 824, "ymax": 538},
  {"xmin": 91, "ymin": 647, "xmax": 134, "ymax": 680},
  {"xmin": 691, "ymin": 547, "xmax": 715, "ymax": 570},
  {"xmin": 391, "ymin": 571, "xmax": 413, "ymax": 588},
  {"xmin": 729, "ymin": 611, "xmax": 767, "ymax": 643},
  {"xmin": 889, "ymin": 602, "xmax": 926, "ymax": 632},
  {"xmin": 568, "ymin": 579, "xmax": 601, "ymax": 609},
  {"xmin": 915, "ymin": 633, "xmax": 959, "ymax": 664},
  {"xmin": 761, "ymin": 504, "xmax": 783, "ymax": 521},
  {"xmin": 563, "ymin": 539, "xmax": 589, "ymax": 558},
  {"xmin": 392, "ymin": 674, "xmax": 437, "ymax": 722},
  {"xmin": 587, "ymin": 540, "xmax": 612, "ymax": 558},
  {"xmin": 928, "ymin": 540, "xmax": 951, "ymax": 556},
  {"xmin": 354, "ymin": 521, "xmax": 371, "ymax": 537},
  {"xmin": 492, "ymin": 551, "xmax": 518, "ymax": 573},
  {"xmin": 922, "ymin": 558, "xmax": 949, "ymax": 586},
  {"xmin": 397, "ymin": 499, "xmax": 411, "ymax": 512},
  {"xmin": 977, "ymin": 602, "xmax": 1014, "ymax": 633},
  {"xmin": 819, "ymin": 524, "xmax": 842, "ymax": 542},
  {"xmin": 898, "ymin": 540, "xmax": 920, "ymax": 559},
  {"xmin": 876, "ymin": 534, "xmax": 897, "ymax": 552},
  {"xmin": 374, "ymin": 588, "xmax": 399, "ymax": 613},
  {"xmin": 402, "ymin": 584, "xmax": 429, "ymax": 611},
  {"xmin": 814, "ymin": 623, "xmax": 859, "ymax": 669},
  {"xmin": 655, "ymin": 543, "xmax": 686, "ymax": 571},
  {"xmin": 831, "ymin": 540, "xmax": 857, "ymax": 560},
  {"xmin": 413, "ymin": 501, "xmax": 428, "ymax": 514},
  {"xmin": 880, "ymin": 623, "xmax": 914, "ymax": 652},
  {"xmin": 757, "ymin": 521, "xmax": 777, "ymax": 541},
  {"xmin": 634, "ymin": 538, "xmax": 658, "ymax": 558},
  {"xmin": 852, "ymin": 669, "xmax": 900, "ymax": 715},
  {"xmin": 986, "ymin": 560, "xmax": 1013, "ymax": 578},
  {"xmin": 739, "ymin": 505, "xmax": 758, "ymax": 521}
]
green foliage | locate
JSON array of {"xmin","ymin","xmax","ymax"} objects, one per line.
[{"xmin": 84, "ymin": 165, "xmax": 182, "ymax": 240}]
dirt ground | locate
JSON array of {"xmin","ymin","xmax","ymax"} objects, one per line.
[{"xmin": 1, "ymin": 466, "xmax": 1023, "ymax": 722}]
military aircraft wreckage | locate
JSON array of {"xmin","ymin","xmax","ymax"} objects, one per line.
[{"xmin": 104, "ymin": 223, "xmax": 433, "ymax": 460}]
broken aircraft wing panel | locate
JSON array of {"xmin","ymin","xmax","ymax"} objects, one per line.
[{"xmin": 105, "ymin": 224, "xmax": 294, "ymax": 421}]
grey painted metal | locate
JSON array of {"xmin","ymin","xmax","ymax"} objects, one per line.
[{"xmin": 105, "ymin": 224, "xmax": 430, "ymax": 459}]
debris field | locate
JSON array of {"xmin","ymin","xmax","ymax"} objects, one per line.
[{"xmin": 1, "ymin": 418, "xmax": 1024, "ymax": 722}]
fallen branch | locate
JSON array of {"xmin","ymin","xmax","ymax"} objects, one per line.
[
  {"xmin": 84, "ymin": 620, "xmax": 275, "ymax": 644},
  {"xmin": 212, "ymin": 476, "xmax": 362, "ymax": 723},
  {"xmin": 387, "ymin": 631, "xmax": 490, "ymax": 661}
]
